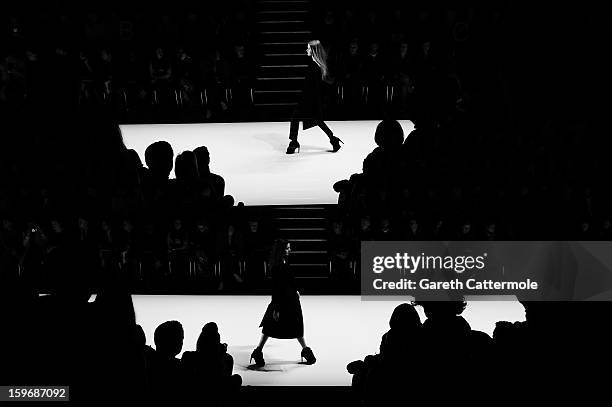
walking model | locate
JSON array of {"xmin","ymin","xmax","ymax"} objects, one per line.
[
  {"xmin": 250, "ymin": 239, "xmax": 316, "ymax": 366},
  {"xmin": 286, "ymin": 40, "xmax": 343, "ymax": 154}
]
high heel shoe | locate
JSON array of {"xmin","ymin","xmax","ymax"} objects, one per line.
[
  {"xmin": 286, "ymin": 140, "xmax": 300, "ymax": 154},
  {"xmin": 250, "ymin": 347, "xmax": 265, "ymax": 367},
  {"xmin": 329, "ymin": 136, "xmax": 344, "ymax": 153},
  {"xmin": 300, "ymin": 347, "xmax": 316, "ymax": 365}
]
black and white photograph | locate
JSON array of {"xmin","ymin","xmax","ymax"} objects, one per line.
[{"xmin": 1, "ymin": 0, "xmax": 612, "ymax": 405}]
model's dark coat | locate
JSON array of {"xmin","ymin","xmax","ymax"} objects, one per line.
[
  {"xmin": 291, "ymin": 61, "xmax": 326, "ymax": 130},
  {"xmin": 260, "ymin": 260, "xmax": 304, "ymax": 339}
]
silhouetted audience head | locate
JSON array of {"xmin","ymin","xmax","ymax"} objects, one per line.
[
  {"xmin": 417, "ymin": 300, "xmax": 468, "ymax": 319},
  {"xmin": 222, "ymin": 195, "xmax": 235, "ymax": 208},
  {"xmin": 380, "ymin": 303, "xmax": 423, "ymax": 359},
  {"xmin": 389, "ymin": 303, "xmax": 422, "ymax": 333},
  {"xmin": 333, "ymin": 179, "xmax": 350, "ymax": 193},
  {"xmin": 154, "ymin": 320, "xmax": 184, "ymax": 358},
  {"xmin": 193, "ymin": 146, "xmax": 211, "ymax": 169},
  {"xmin": 145, "ymin": 141, "xmax": 174, "ymax": 179},
  {"xmin": 175, "ymin": 151, "xmax": 199, "ymax": 182},
  {"xmin": 374, "ymin": 119, "xmax": 405, "ymax": 149},
  {"xmin": 196, "ymin": 322, "xmax": 221, "ymax": 352}
]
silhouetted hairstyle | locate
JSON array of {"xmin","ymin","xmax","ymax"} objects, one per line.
[
  {"xmin": 389, "ymin": 303, "xmax": 422, "ymax": 332},
  {"xmin": 309, "ymin": 40, "xmax": 329, "ymax": 81},
  {"xmin": 154, "ymin": 320, "xmax": 184, "ymax": 356},
  {"xmin": 145, "ymin": 141, "xmax": 174, "ymax": 176},
  {"xmin": 175, "ymin": 151, "xmax": 199, "ymax": 181},
  {"xmin": 375, "ymin": 120, "xmax": 405, "ymax": 148},
  {"xmin": 268, "ymin": 238, "xmax": 289, "ymax": 270}
]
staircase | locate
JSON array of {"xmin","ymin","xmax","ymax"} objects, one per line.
[
  {"xmin": 269, "ymin": 205, "xmax": 331, "ymax": 280},
  {"xmin": 253, "ymin": 0, "xmax": 313, "ymax": 120}
]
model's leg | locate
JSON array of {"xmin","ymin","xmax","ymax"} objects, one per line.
[
  {"xmin": 287, "ymin": 120, "xmax": 301, "ymax": 153},
  {"xmin": 317, "ymin": 120, "xmax": 343, "ymax": 152},
  {"xmin": 297, "ymin": 336, "xmax": 307, "ymax": 349},
  {"xmin": 299, "ymin": 337, "xmax": 317, "ymax": 364},
  {"xmin": 257, "ymin": 334, "xmax": 269, "ymax": 349},
  {"xmin": 316, "ymin": 120, "xmax": 334, "ymax": 140},
  {"xmin": 289, "ymin": 119, "xmax": 299, "ymax": 141},
  {"xmin": 251, "ymin": 334, "xmax": 268, "ymax": 366}
]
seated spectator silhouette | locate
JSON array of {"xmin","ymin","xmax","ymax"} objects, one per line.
[
  {"xmin": 47, "ymin": 216, "xmax": 70, "ymax": 256},
  {"xmin": 369, "ymin": 120, "xmax": 406, "ymax": 201},
  {"xmin": 347, "ymin": 303, "xmax": 423, "ymax": 405},
  {"xmin": 144, "ymin": 141, "xmax": 173, "ymax": 182},
  {"xmin": 134, "ymin": 324, "xmax": 156, "ymax": 364},
  {"xmin": 315, "ymin": 9, "xmax": 340, "ymax": 49},
  {"xmin": 389, "ymin": 40, "xmax": 415, "ymax": 115},
  {"xmin": 374, "ymin": 119, "xmax": 405, "ymax": 150},
  {"xmin": 192, "ymin": 216, "xmax": 216, "ymax": 277},
  {"xmin": 170, "ymin": 150, "xmax": 202, "ymax": 217},
  {"xmin": 338, "ymin": 39, "xmax": 364, "ymax": 115},
  {"xmin": 181, "ymin": 322, "xmax": 241, "ymax": 402},
  {"xmin": 149, "ymin": 47, "xmax": 173, "ymax": 106},
  {"xmin": 362, "ymin": 40, "xmax": 386, "ymax": 113},
  {"xmin": 215, "ymin": 221, "xmax": 245, "ymax": 291},
  {"xmin": 94, "ymin": 48, "xmax": 115, "ymax": 103},
  {"xmin": 135, "ymin": 218, "xmax": 168, "ymax": 285},
  {"xmin": 167, "ymin": 217, "xmax": 191, "ymax": 282},
  {"xmin": 378, "ymin": 303, "xmax": 423, "ymax": 361},
  {"xmin": 457, "ymin": 218, "xmax": 476, "ymax": 240},
  {"xmin": 328, "ymin": 219, "xmax": 351, "ymax": 280},
  {"xmin": 148, "ymin": 320, "xmax": 185, "ymax": 401},
  {"xmin": 174, "ymin": 46, "xmax": 197, "ymax": 107},
  {"xmin": 194, "ymin": 146, "xmax": 225, "ymax": 201},
  {"xmin": 374, "ymin": 217, "xmax": 398, "ymax": 240},
  {"xmin": 227, "ymin": 43, "xmax": 255, "ymax": 116},
  {"xmin": 243, "ymin": 214, "xmax": 271, "ymax": 280},
  {"xmin": 142, "ymin": 141, "xmax": 173, "ymax": 220},
  {"xmin": 491, "ymin": 301, "xmax": 579, "ymax": 394},
  {"xmin": 332, "ymin": 179, "xmax": 352, "ymax": 214},
  {"xmin": 400, "ymin": 216, "xmax": 426, "ymax": 240},
  {"xmin": 116, "ymin": 218, "xmax": 138, "ymax": 280},
  {"xmin": 416, "ymin": 300, "xmax": 472, "ymax": 367}
]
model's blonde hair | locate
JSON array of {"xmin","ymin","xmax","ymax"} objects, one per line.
[{"xmin": 308, "ymin": 40, "xmax": 329, "ymax": 81}]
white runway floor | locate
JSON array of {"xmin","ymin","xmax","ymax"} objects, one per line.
[
  {"xmin": 121, "ymin": 120, "xmax": 414, "ymax": 205},
  {"xmin": 133, "ymin": 295, "xmax": 525, "ymax": 386}
]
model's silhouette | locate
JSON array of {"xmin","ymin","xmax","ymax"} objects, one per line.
[
  {"xmin": 251, "ymin": 239, "xmax": 316, "ymax": 367},
  {"xmin": 287, "ymin": 40, "xmax": 343, "ymax": 154}
]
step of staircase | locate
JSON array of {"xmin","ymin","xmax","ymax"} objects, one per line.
[
  {"xmin": 259, "ymin": 42, "xmax": 309, "ymax": 54},
  {"xmin": 259, "ymin": 65, "xmax": 308, "ymax": 78},
  {"xmin": 243, "ymin": 204, "xmax": 358, "ymax": 293},
  {"xmin": 256, "ymin": 21, "xmax": 308, "ymax": 31},
  {"xmin": 254, "ymin": 0, "xmax": 312, "ymax": 121},
  {"xmin": 252, "ymin": 90, "xmax": 302, "ymax": 104},
  {"xmin": 277, "ymin": 227, "xmax": 327, "ymax": 239},
  {"xmin": 287, "ymin": 250, "xmax": 329, "ymax": 264},
  {"xmin": 285, "ymin": 239, "xmax": 328, "ymax": 252},
  {"xmin": 261, "ymin": 54, "xmax": 309, "ymax": 65},
  {"xmin": 271, "ymin": 216, "xmax": 327, "ymax": 228}
]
